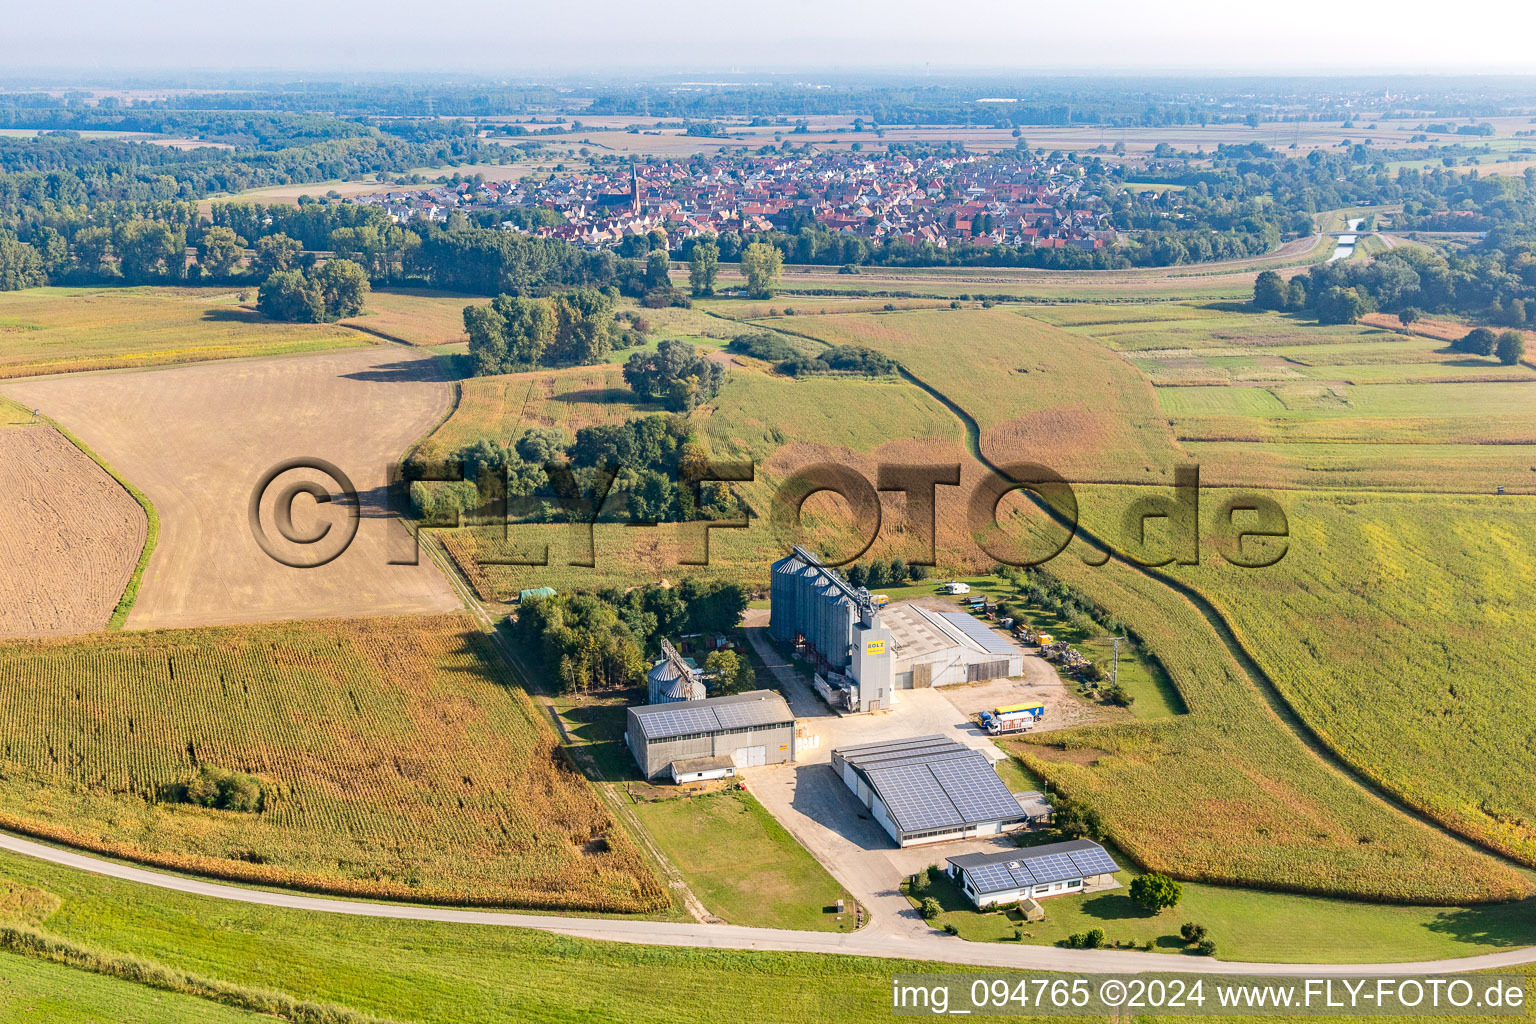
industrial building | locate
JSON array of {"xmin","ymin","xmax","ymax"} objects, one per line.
[
  {"xmin": 647, "ymin": 638, "xmax": 705, "ymax": 705},
  {"xmin": 830, "ymin": 736, "xmax": 1029, "ymax": 846},
  {"xmin": 770, "ymin": 547, "xmax": 893, "ymax": 712},
  {"xmin": 626, "ymin": 690, "xmax": 796, "ymax": 781},
  {"xmin": 946, "ymin": 839, "xmax": 1120, "ymax": 908},
  {"xmin": 770, "ymin": 547, "xmax": 1025, "ymax": 712}
]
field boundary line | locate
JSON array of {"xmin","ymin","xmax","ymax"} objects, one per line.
[{"xmin": 38, "ymin": 414, "xmax": 159, "ymax": 631}]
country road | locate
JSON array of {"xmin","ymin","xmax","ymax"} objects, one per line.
[{"xmin": 2, "ymin": 831, "xmax": 1533, "ymax": 978}]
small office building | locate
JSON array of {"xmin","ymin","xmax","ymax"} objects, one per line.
[
  {"xmin": 626, "ymin": 690, "xmax": 796, "ymax": 781},
  {"xmin": 946, "ymin": 839, "xmax": 1121, "ymax": 909},
  {"xmin": 830, "ymin": 735, "xmax": 1028, "ymax": 847}
]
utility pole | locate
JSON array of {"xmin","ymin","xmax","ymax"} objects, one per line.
[{"xmin": 1110, "ymin": 635, "xmax": 1124, "ymax": 689}]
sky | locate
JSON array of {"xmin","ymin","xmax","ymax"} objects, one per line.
[{"xmin": 5, "ymin": 0, "xmax": 1536, "ymax": 76}]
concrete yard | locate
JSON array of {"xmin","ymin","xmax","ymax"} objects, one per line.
[{"xmin": 741, "ymin": 617, "xmax": 1079, "ymax": 935}]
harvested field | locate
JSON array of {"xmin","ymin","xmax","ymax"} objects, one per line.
[
  {"xmin": 0, "ymin": 286, "xmax": 367, "ymax": 379},
  {"xmin": 340, "ymin": 288, "xmax": 487, "ymax": 347},
  {"xmin": 3, "ymin": 346, "xmax": 460, "ymax": 630},
  {"xmin": 0, "ymin": 426, "xmax": 146, "ymax": 637},
  {"xmin": 0, "ymin": 614, "xmax": 667, "ymax": 911}
]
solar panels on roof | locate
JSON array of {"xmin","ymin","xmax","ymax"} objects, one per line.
[
  {"xmin": 1067, "ymin": 846, "xmax": 1120, "ymax": 878},
  {"xmin": 936, "ymin": 612, "xmax": 1020, "ymax": 656},
  {"xmin": 637, "ymin": 704, "xmax": 717, "ymax": 740},
  {"xmin": 856, "ymin": 746, "xmax": 1025, "ymax": 835},
  {"xmin": 865, "ymin": 763, "xmax": 962, "ymax": 833},
  {"xmin": 949, "ymin": 840, "xmax": 1120, "ymax": 894},
  {"xmin": 632, "ymin": 691, "xmax": 793, "ymax": 741},
  {"xmin": 927, "ymin": 756, "xmax": 1030, "ymax": 824}
]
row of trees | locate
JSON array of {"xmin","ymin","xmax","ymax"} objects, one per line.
[{"xmin": 409, "ymin": 414, "xmax": 742, "ymax": 528}]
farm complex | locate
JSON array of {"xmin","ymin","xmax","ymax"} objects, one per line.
[{"xmin": 1, "ymin": 60, "xmax": 1535, "ymax": 1024}]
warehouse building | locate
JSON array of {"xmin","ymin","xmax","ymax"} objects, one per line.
[
  {"xmin": 626, "ymin": 690, "xmax": 796, "ymax": 781},
  {"xmin": 830, "ymin": 736, "xmax": 1028, "ymax": 846},
  {"xmin": 883, "ymin": 604, "xmax": 1025, "ymax": 688},
  {"xmin": 946, "ymin": 839, "xmax": 1120, "ymax": 908},
  {"xmin": 770, "ymin": 548, "xmax": 1024, "ymax": 712}
]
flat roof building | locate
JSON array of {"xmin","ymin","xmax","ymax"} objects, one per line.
[
  {"xmin": 831, "ymin": 736, "xmax": 1028, "ymax": 846},
  {"xmin": 884, "ymin": 605, "xmax": 1024, "ymax": 689},
  {"xmin": 947, "ymin": 839, "xmax": 1120, "ymax": 908},
  {"xmin": 626, "ymin": 690, "xmax": 795, "ymax": 781}
]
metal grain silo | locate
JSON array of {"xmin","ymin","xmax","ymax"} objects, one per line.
[{"xmin": 769, "ymin": 552, "xmax": 804, "ymax": 642}]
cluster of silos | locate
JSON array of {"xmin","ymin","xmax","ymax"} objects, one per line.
[
  {"xmin": 768, "ymin": 550, "xmax": 856, "ymax": 670},
  {"xmin": 648, "ymin": 640, "xmax": 705, "ymax": 704}
]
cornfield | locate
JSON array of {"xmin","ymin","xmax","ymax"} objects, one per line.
[
  {"xmin": 1016, "ymin": 546, "xmax": 1533, "ymax": 906},
  {"xmin": 0, "ymin": 614, "xmax": 668, "ymax": 913}
]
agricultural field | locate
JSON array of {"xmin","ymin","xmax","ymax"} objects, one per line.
[
  {"xmin": 0, "ymin": 953, "xmax": 277, "ymax": 1024},
  {"xmin": 0, "ymin": 614, "xmax": 668, "ymax": 912},
  {"xmin": 1160, "ymin": 379, "xmax": 1536, "ymax": 444},
  {"xmin": 0, "ymin": 425, "xmax": 147, "ymax": 637},
  {"xmin": 776, "ymin": 306, "xmax": 1181, "ymax": 482},
  {"xmin": 421, "ymin": 362, "xmax": 659, "ymax": 460},
  {"xmin": 0, "ymin": 849, "xmax": 993, "ymax": 1024},
  {"xmin": 0, "ymin": 286, "xmax": 367, "ymax": 379},
  {"xmin": 1011, "ymin": 547, "xmax": 1532, "ymax": 905},
  {"xmin": 339, "ymin": 287, "xmax": 488, "ymax": 346},
  {"xmin": 432, "ymin": 354, "xmax": 967, "ymax": 601},
  {"xmin": 1136, "ymin": 488, "xmax": 1536, "ymax": 868},
  {"xmin": 4, "ymin": 345, "xmax": 460, "ymax": 630}
]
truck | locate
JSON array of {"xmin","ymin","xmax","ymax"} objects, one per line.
[
  {"xmin": 978, "ymin": 702, "xmax": 1045, "ymax": 734},
  {"xmin": 1034, "ymin": 633, "xmax": 1054, "ymax": 647}
]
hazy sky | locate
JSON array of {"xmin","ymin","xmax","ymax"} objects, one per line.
[{"xmin": 7, "ymin": 0, "xmax": 1536, "ymax": 75}]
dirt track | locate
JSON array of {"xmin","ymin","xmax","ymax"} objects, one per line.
[
  {"xmin": 0, "ymin": 424, "xmax": 146, "ymax": 637},
  {"xmin": 3, "ymin": 348, "xmax": 460, "ymax": 630}
]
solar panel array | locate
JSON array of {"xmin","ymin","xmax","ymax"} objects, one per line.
[
  {"xmin": 865, "ymin": 750, "xmax": 1025, "ymax": 834},
  {"xmin": 1067, "ymin": 846, "xmax": 1120, "ymax": 877},
  {"xmin": 937, "ymin": 612, "xmax": 1019, "ymax": 655},
  {"xmin": 966, "ymin": 862, "xmax": 1020, "ymax": 893},
  {"xmin": 956, "ymin": 843, "xmax": 1120, "ymax": 893},
  {"xmin": 1021, "ymin": 852, "xmax": 1080, "ymax": 885},
  {"xmin": 635, "ymin": 697, "xmax": 790, "ymax": 740},
  {"xmin": 928, "ymin": 757, "xmax": 1031, "ymax": 824}
]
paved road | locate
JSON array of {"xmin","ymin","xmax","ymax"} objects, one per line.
[{"xmin": 5, "ymin": 832, "xmax": 1535, "ymax": 977}]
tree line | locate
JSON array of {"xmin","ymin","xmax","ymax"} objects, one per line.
[{"xmin": 511, "ymin": 581, "xmax": 751, "ymax": 695}]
